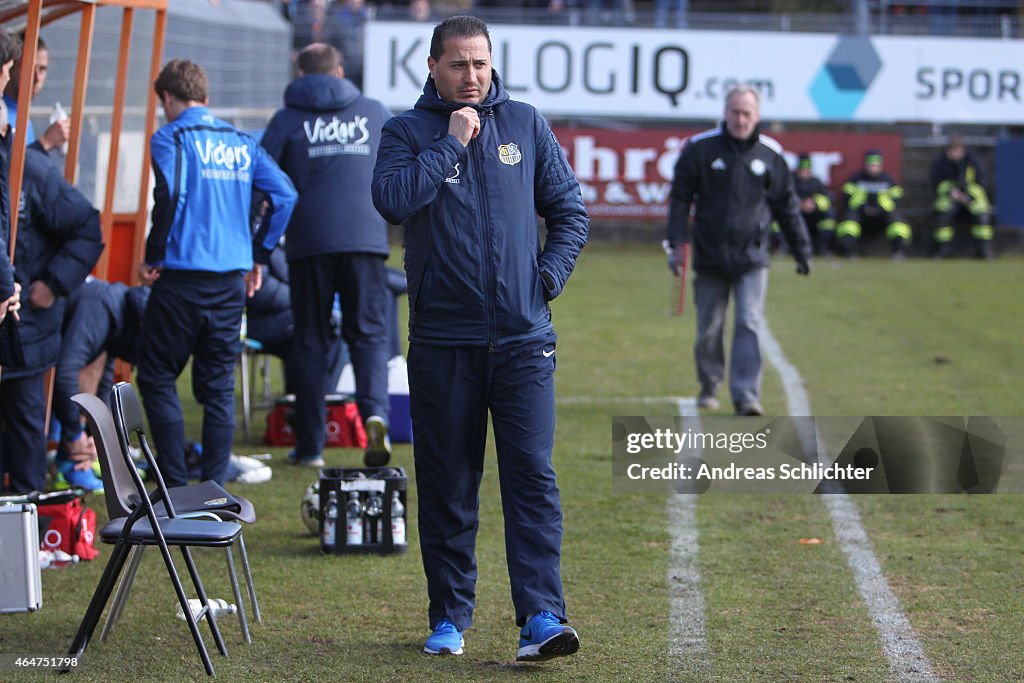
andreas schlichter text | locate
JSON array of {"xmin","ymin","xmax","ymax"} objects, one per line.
[{"xmin": 626, "ymin": 461, "xmax": 874, "ymax": 481}]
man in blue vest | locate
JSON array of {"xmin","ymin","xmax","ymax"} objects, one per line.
[{"xmin": 137, "ymin": 59, "xmax": 296, "ymax": 487}]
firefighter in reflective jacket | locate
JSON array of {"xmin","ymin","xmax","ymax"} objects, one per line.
[
  {"xmin": 770, "ymin": 153, "xmax": 835, "ymax": 256},
  {"xmin": 930, "ymin": 134, "xmax": 993, "ymax": 259},
  {"xmin": 836, "ymin": 150, "xmax": 912, "ymax": 259}
]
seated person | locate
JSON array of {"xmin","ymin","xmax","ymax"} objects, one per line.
[
  {"xmin": 52, "ymin": 277, "xmax": 149, "ymax": 491},
  {"xmin": 930, "ymin": 134, "xmax": 994, "ymax": 259},
  {"xmin": 836, "ymin": 150, "xmax": 912, "ymax": 259}
]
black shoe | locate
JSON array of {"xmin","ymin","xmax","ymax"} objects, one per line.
[{"xmin": 735, "ymin": 401, "xmax": 765, "ymax": 416}]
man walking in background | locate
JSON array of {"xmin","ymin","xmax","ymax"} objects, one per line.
[
  {"xmin": 372, "ymin": 15, "xmax": 587, "ymax": 662},
  {"xmin": 137, "ymin": 59, "xmax": 296, "ymax": 487},
  {"xmin": 665, "ymin": 85, "xmax": 811, "ymax": 416},
  {"xmin": 261, "ymin": 42, "xmax": 393, "ymax": 468}
]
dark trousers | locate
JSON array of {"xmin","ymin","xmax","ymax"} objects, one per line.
[
  {"xmin": 0, "ymin": 372, "xmax": 47, "ymax": 493},
  {"xmin": 409, "ymin": 333, "xmax": 566, "ymax": 631},
  {"xmin": 136, "ymin": 271, "xmax": 244, "ymax": 487},
  {"xmin": 290, "ymin": 253, "xmax": 389, "ymax": 458}
]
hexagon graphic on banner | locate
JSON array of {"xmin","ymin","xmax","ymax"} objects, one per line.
[{"xmin": 808, "ymin": 37, "xmax": 883, "ymax": 120}]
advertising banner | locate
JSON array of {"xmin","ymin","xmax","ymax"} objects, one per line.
[
  {"xmin": 550, "ymin": 127, "xmax": 903, "ymax": 221},
  {"xmin": 365, "ymin": 21, "xmax": 1024, "ymax": 125}
]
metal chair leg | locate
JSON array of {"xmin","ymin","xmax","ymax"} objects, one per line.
[
  {"xmin": 67, "ymin": 541, "xmax": 132, "ymax": 664},
  {"xmin": 239, "ymin": 346, "xmax": 252, "ymax": 441},
  {"xmin": 179, "ymin": 546, "xmax": 229, "ymax": 659},
  {"xmin": 100, "ymin": 544, "xmax": 145, "ymax": 641},
  {"xmin": 236, "ymin": 533, "xmax": 261, "ymax": 624},
  {"xmin": 224, "ymin": 546, "xmax": 251, "ymax": 643},
  {"xmin": 155, "ymin": 541, "xmax": 216, "ymax": 676}
]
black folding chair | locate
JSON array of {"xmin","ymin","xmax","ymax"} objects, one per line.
[
  {"xmin": 67, "ymin": 393, "xmax": 241, "ymax": 676},
  {"xmin": 99, "ymin": 382, "xmax": 261, "ymax": 644}
]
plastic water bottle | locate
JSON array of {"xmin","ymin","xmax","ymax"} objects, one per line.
[
  {"xmin": 39, "ymin": 549, "xmax": 79, "ymax": 569},
  {"xmin": 390, "ymin": 491, "xmax": 406, "ymax": 545},
  {"xmin": 176, "ymin": 598, "xmax": 236, "ymax": 621},
  {"xmin": 364, "ymin": 492, "xmax": 383, "ymax": 544},
  {"xmin": 322, "ymin": 490, "xmax": 338, "ymax": 552},
  {"xmin": 345, "ymin": 492, "xmax": 363, "ymax": 546},
  {"xmin": 50, "ymin": 102, "xmax": 69, "ymax": 155}
]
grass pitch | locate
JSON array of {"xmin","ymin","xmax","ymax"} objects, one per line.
[{"xmin": 4, "ymin": 245, "xmax": 1022, "ymax": 681}]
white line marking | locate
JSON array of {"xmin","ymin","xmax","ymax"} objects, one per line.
[
  {"xmin": 667, "ymin": 397, "xmax": 712, "ymax": 679},
  {"xmin": 762, "ymin": 322, "xmax": 939, "ymax": 682}
]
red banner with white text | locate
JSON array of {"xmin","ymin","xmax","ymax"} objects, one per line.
[{"xmin": 551, "ymin": 127, "xmax": 903, "ymax": 222}]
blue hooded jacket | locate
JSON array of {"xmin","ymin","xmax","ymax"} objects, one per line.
[
  {"xmin": 261, "ymin": 75, "xmax": 391, "ymax": 261},
  {"xmin": 147, "ymin": 106, "xmax": 297, "ymax": 271},
  {"xmin": 372, "ymin": 72, "xmax": 589, "ymax": 347}
]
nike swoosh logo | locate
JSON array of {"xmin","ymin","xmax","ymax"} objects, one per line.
[{"xmin": 542, "ymin": 349, "xmax": 555, "ymax": 358}]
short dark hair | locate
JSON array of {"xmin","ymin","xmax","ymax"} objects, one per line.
[
  {"xmin": 0, "ymin": 29, "xmax": 22, "ymax": 66},
  {"xmin": 297, "ymin": 43, "xmax": 342, "ymax": 75},
  {"xmin": 429, "ymin": 15, "xmax": 491, "ymax": 61},
  {"xmin": 153, "ymin": 58, "xmax": 208, "ymax": 103},
  {"xmin": 16, "ymin": 32, "xmax": 45, "ymax": 53}
]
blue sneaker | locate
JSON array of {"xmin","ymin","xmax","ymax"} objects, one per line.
[
  {"xmin": 423, "ymin": 618, "xmax": 464, "ymax": 656},
  {"xmin": 516, "ymin": 611, "xmax": 579, "ymax": 662},
  {"xmin": 56, "ymin": 460, "xmax": 104, "ymax": 493}
]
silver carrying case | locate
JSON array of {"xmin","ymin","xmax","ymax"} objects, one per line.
[{"xmin": 0, "ymin": 503, "xmax": 42, "ymax": 612}]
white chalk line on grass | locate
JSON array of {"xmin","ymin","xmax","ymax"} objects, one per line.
[
  {"xmin": 761, "ymin": 322, "xmax": 939, "ymax": 682},
  {"xmin": 666, "ymin": 397, "xmax": 713, "ymax": 680},
  {"xmin": 561, "ymin": 394, "xmax": 710, "ymax": 677}
]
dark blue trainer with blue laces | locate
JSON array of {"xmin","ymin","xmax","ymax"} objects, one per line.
[
  {"xmin": 516, "ymin": 611, "xmax": 580, "ymax": 661},
  {"xmin": 424, "ymin": 617, "xmax": 464, "ymax": 656}
]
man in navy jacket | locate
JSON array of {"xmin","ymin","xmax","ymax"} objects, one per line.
[
  {"xmin": 0, "ymin": 141, "xmax": 103, "ymax": 494},
  {"xmin": 261, "ymin": 42, "xmax": 393, "ymax": 468},
  {"xmin": 51, "ymin": 278, "xmax": 149, "ymax": 491},
  {"xmin": 138, "ymin": 59, "xmax": 296, "ymax": 487},
  {"xmin": 372, "ymin": 15, "xmax": 588, "ymax": 663}
]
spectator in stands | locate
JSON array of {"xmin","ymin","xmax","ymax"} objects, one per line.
[
  {"xmin": 0, "ymin": 97, "xmax": 103, "ymax": 494},
  {"xmin": 137, "ymin": 59, "xmax": 295, "ymax": 488},
  {"xmin": 260, "ymin": 43, "xmax": 393, "ymax": 469},
  {"xmin": 930, "ymin": 134, "xmax": 994, "ymax": 259},
  {"xmin": 655, "ymin": 0, "xmax": 689, "ymax": 28},
  {"xmin": 51, "ymin": 278, "xmax": 149, "ymax": 492},
  {"xmin": 836, "ymin": 150, "xmax": 912, "ymax": 259},
  {"xmin": 328, "ymin": 0, "xmax": 369, "ymax": 89},
  {"xmin": 3, "ymin": 35, "xmax": 70, "ymax": 154}
]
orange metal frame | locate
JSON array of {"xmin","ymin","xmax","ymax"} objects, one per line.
[
  {"xmin": 5, "ymin": 0, "xmax": 168, "ymax": 285},
  {"xmin": 1, "ymin": 0, "xmax": 167, "ymax": 405}
]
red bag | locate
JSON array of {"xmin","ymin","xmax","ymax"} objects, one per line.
[
  {"xmin": 265, "ymin": 395, "xmax": 367, "ymax": 448},
  {"xmin": 37, "ymin": 494, "xmax": 100, "ymax": 561}
]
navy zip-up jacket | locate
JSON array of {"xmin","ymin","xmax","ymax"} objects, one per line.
[
  {"xmin": 260, "ymin": 75, "xmax": 391, "ymax": 261},
  {"xmin": 372, "ymin": 72, "xmax": 589, "ymax": 347},
  {"xmin": 147, "ymin": 106, "xmax": 297, "ymax": 271},
  {"xmin": 5, "ymin": 147, "xmax": 104, "ymax": 378},
  {"xmin": 0, "ymin": 129, "xmax": 15, "ymax": 302}
]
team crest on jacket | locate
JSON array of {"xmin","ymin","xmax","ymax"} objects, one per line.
[
  {"xmin": 498, "ymin": 143, "xmax": 522, "ymax": 166},
  {"xmin": 750, "ymin": 159, "xmax": 766, "ymax": 176}
]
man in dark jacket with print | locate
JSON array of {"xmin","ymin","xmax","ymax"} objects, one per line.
[
  {"xmin": 0, "ymin": 142, "xmax": 103, "ymax": 493},
  {"xmin": 261, "ymin": 42, "xmax": 393, "ymax": 469},
  {"xmin": 372, "ymin": 15, "xmax": 588, "ymax": 663},
  {"xmin": 666, "ymin": 85, "xmax": 811, "ymax": 417}
]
